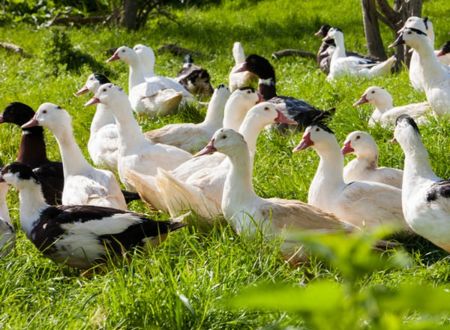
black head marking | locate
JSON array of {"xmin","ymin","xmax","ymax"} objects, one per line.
[
  {"xmin": 315, "ymin": 122, "xmax": 334, "ymax": 134},
  {"xmin": 244, "ymin": 54, "xmax": 275, "ymax": 80},
  {"xmin": 238, "ymin": 87, "xmax": 255, "ymax": 93},
  {"xmin": 1, "ymin": 162, "xmax": 40, "ymax": 182},
  {"xmin": 405, "ymin": 27, "xmax": 428, "ymax": 37},
  {"xmin": 334, "ymin": 27, "xmax": 343, "ymax": 33},
  {"xmin": 93, "ymin": 73, "xmax": 111, "ymax": 85},
  {"xmin": 423, "ymin": 17, "xmax": 429, "ymax": 30},
  {"xmin": 441, "ymin": 41, "xmax": 450, "ymax": 54},
  {"xmin": 396, "ymin": 114, "xmax": 420, "ymax": 134},
  {"xmin": 316, "ymin": 24, "xmax": 331, "ymax": 37},
  {"xmin": 1, "ymin": 102, "xmax": 35, "ymax": 126}
]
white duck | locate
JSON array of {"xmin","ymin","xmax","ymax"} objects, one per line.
[
  {"xmin": 75, "ymin": 73, "xmax": 120, "ymax": 171},
  {"xmin": 325, "ymin": 28, "xmax": 396, "ymax": 81},
  {"xmin": 0, "ymin": 177, "xmax": 14, "ymax": 257},
  {"xmin": 123, "ymin": 87, "xmax": 261, "ymax": 211},
  {"xmin": 195, "ymin": 128, "xmax": 354, "ymax": 259},
  {"xmin": 402, "ymin": 17, "xmax": 450, "ymax": 92},
  {"xmin": 22, "ymin": 103, "xmax": 127, "ymax": 210},
  {"xmin": 229, "ymin": 42, "xmax": 257, "ymax": 92},
  {"xmin": 86, "ymin": 84, "xmax": 192, "ymax": 192},
  {"xmin": 293, "ymin": 124, "xmax": 408, "ymax": 230},
  {"xmin": 154, "ymin": 102, "xmax": 297, "ymax": 219},
  {"xmin": 391, "ymin": 23, "xmax": 450, "ymax": 115},
  {"xmin": 342, "ymin": 131, "xmax": 403, "ymax": 188},
  {"xmin": 133, "ymin": 44, "xmax": 156, "ymax": 80},
  {"xmin": 353, "ymin": 86, "xmax": 430, "ymax": 127},
  {"xmin": 394, "ymin": 115, "xmax": 450, "ymax": 251},
  {"xmin": 107, "ymin": 46, "xmax": 191, "ymax": 116},
  {"xmin": 144, "ymin": 84, "xmax": 231, "ymax": 152}
]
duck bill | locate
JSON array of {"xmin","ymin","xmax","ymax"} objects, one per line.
[
  {"xmin": 389, "ymin": 34, "xmax": 405, "ymax": 48},
  {"xmin": 74, "ymin": 86, "xmax": 89, "ymax": 97},
  {"xmin": 84, "ymin": 97, "xmax": 100, "ymax": 107},
  {"xmin": 194, "ymin": 140, "xmax": 217, "ymax": 157},
  {"xmin": 233, "ymin": 62, "xmax": 248, "ymax": 73},
  {"xmin": 341, "ymin": 141, "xmax": 354, "ymax": 155},
  {"xmin": 275, "ymin": 110, "xmax": 297, "ymax": 125},
  {"xmin": 353, "ymin": 94, "xmax": 368, "ymax": 106},
  {"xmin": 292, "ymin": 132, "xmax": 314, "ymax": 152},
  {"xmin": 106, "ymin": 52, "xmax": 120, "ymax": 63},
  {"xmin": 21, "ymin": 117, "xmax": 39, "ymax": 129}
]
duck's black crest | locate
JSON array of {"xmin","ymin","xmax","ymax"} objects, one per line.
[
  {"xmin": 396, "ymin": 114, "xmax": 420, "ymax": 134},
  {"xmin": 93, "ymin": 73, "xmax": 111, "ymax": 85},
  {"xmin": 2, "ymin": 162, "xmax": 40, "ymax": 182},
  {"xmin": 316, "ymin": 24, "xmax": 331, "ymax": 36},
  {"xmin": 245, "ymin": 54, "xmax": 275, "ymax": 80}
]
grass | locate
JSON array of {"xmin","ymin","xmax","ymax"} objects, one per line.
[{"xmin": 0, "ymin": 0, "xmax": 450, "ymax": 328}]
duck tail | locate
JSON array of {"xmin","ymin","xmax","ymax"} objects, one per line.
[
  {"xmin": 123, "ymin": 169, "xmax": 168, "ymax": 212},
  {"xmin": 233, "ymin": 42, "xmax": 246, "ymax": 64},
  {"xmin": 368, "ymin": 55, "xmax": 396, "ymax": 77}
]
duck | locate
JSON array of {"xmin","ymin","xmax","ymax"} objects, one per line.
[
  {"xmin": 85, "ymin": 83, "xmax": 193, "ymax": 192},
  {"xmin": 229, "ymin": 42, "xmax": 258, "ymax": 92},
  {"xmin": 401, "ymin": 17, "xmax": 450, "ymax": 92},
  {"xmin": 144, "ymin": 84, "xmax": 230, "ymax": 153},
  {"xmin": 132, "ymin": 44, "xmax": 156, "ymax": 80},
  {"xmin": 0, "ymin": 162, "xmax": 184, "ymax": 269},
  {"xmin": 391, "ymin": 23, "xmax": 450, "ymax": 115},
  {"xmin": 393, "ymin": 115, "xmax": 450, "ymax": 251},
  {"xmin": 75, "ymin": 73, "xmax": 120, "ymax": 171},
  {"xmin": 194, "ymin": 128, "xmax": 355, "ymax": 259},
  {"xmin": 437, "ymin": 41, "xmax": 450, "ymax": 66},
  {"xmin": 314, "ymin": 24, "xmax": 378, "ymax": 75},
  {"xmin": 0, "ymin": 173, "xmax": 14, "ymax": 257},
  {"xmin": 176, "ymin": 54, "xmax": 214, "ymax": 98},
  {"xmin": 124, "ymin": 87, "xmax": 261, "ymax": 211},
  {"xmin": 154, "ymin": 102, "xmax": 298, "ymax": 219},
  {"xmin": 233, "ymin": 54, "xmax": 335, "ymax": 129},
  {"xmin": 293, "ymin": 123, "xmax": 408, "ymax": 230},
  {"xmin": 353, "ymin": 86, "xmax": 431, "ymax": 127},
  {"xmin": 342, "ymin": 131, "xmax": 403, "ymax": 188},
  {"xmin": 107, "ymin": 46, "xmax": 191, "ymax": 117},
  {"xmin": 324, "ymin": 28, "xmax": 396, "ymax": 81},
  {"xmin": 0, "ymin": 102, "xmax": 64, "ymax": 205},
  {"xmin": 22, "ymin": 103, "xmax": 127, "ymax": 210}
]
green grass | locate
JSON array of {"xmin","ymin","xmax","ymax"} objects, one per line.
[{"xmin": 0, "ymin": 0, "xmax": 450, "ymax": 328}]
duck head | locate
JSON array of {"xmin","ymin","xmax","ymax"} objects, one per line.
[
  {"xmin": 133, "ymin": 44, "xmax": 155, "ymax": 73},
  {"xmin": 315, "ymin": 24, "xmax": 331, "ymax": 37},
  {"xmin": 393, "ymin": 114, "xmax": 422, "ymax": 151},
  {"xmin": 0, "ymin": 102, "xmax": 35, "ymax": 127},
  {"xmin": 106, "ymin": 46, "xmax": 138, "ymax": 65},
  {"xmin": 75, "ymin": 73, "xmax": 111, "ymax": 96},
  {"xmin": 342, "ymin": 131, "xmax": 378, "ymax": 159},
  {"xmin": 195, "ymin": 128, "xmax": 247, "ymax": 157},
  {"xmin": 353, "ymin": 86, "xmax": 392, "ymax": 108},
  {"xmin": 233, "ymin": 54, "xmax": 275, "ymax": 80},
  {"xmin": 390, "ymin": 26, "xmax": 429, "ymax": 49},
  {"xmin": 21, "ymin": 103, "xmax": 71, "ymax": 131},
  {"xmin": 85, "ymin": 83, "xmax": 127, "ymax": 107},
  {"xmin": 323, "ymin": 27, "xmax": 343, "ymax": 42},
  {"xmin": 244, "ymin": 102, "xmax": 297, "ymax": 127},
  {"xmin": 0, "ymin": 162, "xmax": 40, "ymax": 191},
  {"xmin": 292, "ymin": 123, "xmax": 335, "ymax": 153}
]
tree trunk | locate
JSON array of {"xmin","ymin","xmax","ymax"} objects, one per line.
[
  {"xmin": 122, "ymin": 0, "xmax": 138, "ymax": 30},
  {"xmin": 361, "ymin": 0, "xmax": 387, "ymax": 60}
]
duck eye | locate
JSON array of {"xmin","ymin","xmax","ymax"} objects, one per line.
[
  {"xmin": 247, "ymin": 90, "xmax": 251, "ymax": 94},
  {"xmin": 264, "ymin": 107, "xmax": 269, "ymax": 111},
  {"xmin": 315, "ymin": 128, "xmax": 320, "ymax": 132},
  {"xmin": 407, "ymin": 31, "xmax": 412, "ymax": 35},
  {"xmin": 371, "ymin": 90, "xmax": 375, "ymax": 94},
  {"xmin": 102, "ymin": 88, "xmax": 107, "ymax": 92},
  {"xmin": 222, "ymin": 135, "xmax": 227, "ymax": 139},
  {"xmin": 356, "ymin": 135, "xmax": 360, "ymax": 140},
  {"xmin": 121, "ymin": 49, "xmax": 126, "ymax": 53},
  {"xmin": 43, "ymin": 110, "xmax": 47, "ymax": 114}
]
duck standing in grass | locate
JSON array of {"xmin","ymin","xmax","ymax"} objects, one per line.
[
  {"xmin": 0, "ymin": 162, "xmax": 184, "ymax": 269},
  {"xmin": 22, "ymin": 103, "xmax": 127, "ymax": 210},
  {"xmin": 342, "ymin": 131, "xmax": 403, "ymax": 188},
  {"xmin": 394, "ymin": 115, "xmax": 450, "ymax": 252},
  {"xmin": 293, "ymin": 123, "xmax": 408, "ymax": 230}
]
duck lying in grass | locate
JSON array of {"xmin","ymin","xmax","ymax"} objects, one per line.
[
  {"xmin": 0, "ymin": 162, "xmax": 184, "ymax": 269},
  {"xmin": 394, "ymin": 115, "xmax": 450, "ymax": 252}
]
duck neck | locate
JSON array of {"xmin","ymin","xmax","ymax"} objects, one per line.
[
  {"xmin": 313, "ymin": 140, "xmax": 346, "ymax": 189},
  {"xmin": 332, "ymin": 34, "xmax": 346, "ymax": 58},
  {"xmin": 402, "ymin": 137, "xmax": 439, "ymax": 182},
  {"xmin": 127, "ymin": 57, "xmax": 146, "ymax": 91},
  {"xmin": 202, "ymin": 97, "xmax": 224, "ymax": 128},
  {"xmin": 90, "ymin": 103, "xmax": 116, "ymax": 134},
  {"xmin": 239, "ymin": 113, "xmax": 266, "ymax": 160},
  {"xmin": 18, "ymin": 127, "xmax": 50, "ymax": 168},
  {"xmin": 51, "ymin": 124, "xmax": 92, "ymax": 176},
  {"xmin": 19, "ymin": 182, "xmax": 48, "ymax": 237},
  {"xmin": 356, "ymin": 151, "xmax": 378, "ymax": 169},
  {"xmin": 223, "ymin": 102, "xmax": 251, "ymax": 131},
  {"xmin": 373, "ymin": 96, "xmax": 393, "ymax": 112},
  {"xmin": 258, "ymin": 78, "xmax": 277, "ymax": 100},
  {"xmin": 107, "ymin": 98, "xmax": 148, "ymax": 152},
  {"xmin": 415, "ymin": 39, "xmax": 448, "ymax": 83},
  {"xmin": 0, "ymin": 185, "xmax": 10, "ymax": 223},
  {"xmin": 223, "ymin": 146, "xmax": 257, "ymax": 207}
]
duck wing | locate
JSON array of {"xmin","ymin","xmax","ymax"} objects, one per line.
[{"xmin": 426, "ymin": 180, "xmax": 450, "ymax": 212}]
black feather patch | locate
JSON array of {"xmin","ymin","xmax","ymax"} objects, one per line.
[
  {"xmin": 2, "ymin": 162, "xmax": 39, "ymax": 182},
  {"xmin": 1, "ymin": 102, "xmax": 36, "ymax": 126},
  {"xmin": 396, "ymin": 114, "xmax": 420, "ymax": 135},
  {"xmin": 426, "ymin": 180, "xmax": 450, "ymax": 202},
  {"xmin": 93, "ymin": 73, "xmax": 111, "ymax": 85},
  {"xmin": 244, "ymin": 54, "xmax": 276, "ymax": 80}
]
